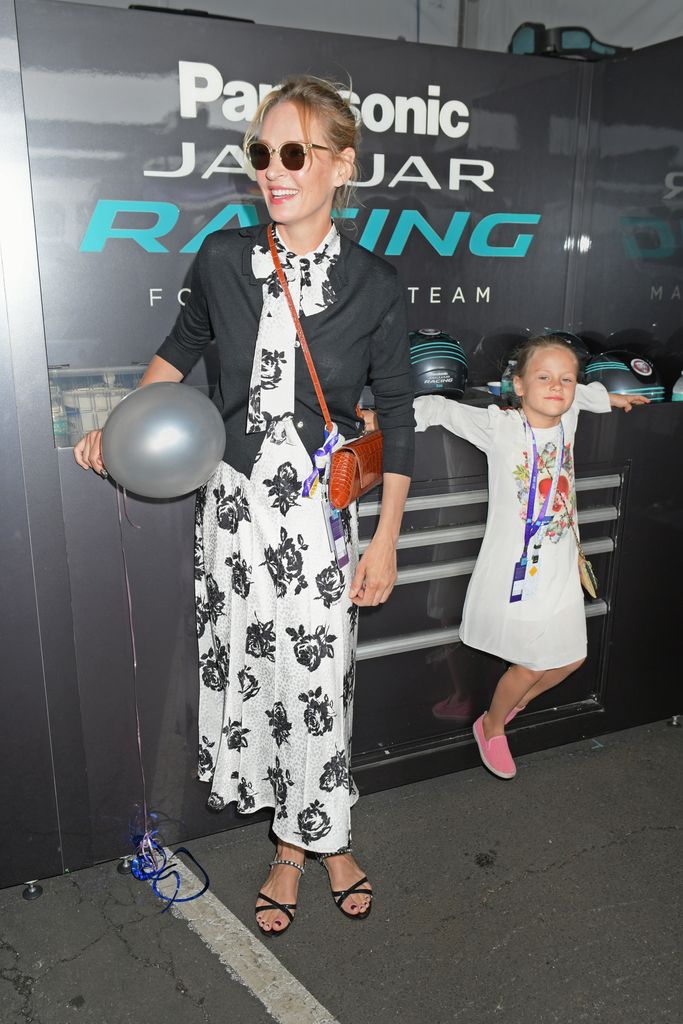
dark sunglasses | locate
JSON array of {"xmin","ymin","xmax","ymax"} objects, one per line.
[{"xmin": 247, "ymin": 140, "xmax": 330, "ymax": 172}]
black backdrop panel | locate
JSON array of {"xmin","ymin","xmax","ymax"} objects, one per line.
[
  {"xmin": 17, "ymin": 0, "xmax": 587, "ymax": 382},
  {"xmin": 581, "ymin": 39, "xmax": 683, "ymax": 389},
  {"xmin": 0, "ymin": 0, "xmax": 680, "ymax": 884},
  {"xmin": 0, "ymin": 264, "xmax": 63, "ymax": 886}
]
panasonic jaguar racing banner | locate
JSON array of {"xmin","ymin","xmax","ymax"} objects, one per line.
[{"xmin": 17, "ymin": 0, "xmax": 589, "ymax": 387}]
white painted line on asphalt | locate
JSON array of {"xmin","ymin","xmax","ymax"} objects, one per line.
[{"xmin": 162, "ymin": 848, "xmax": 340, "ymax": 1024}]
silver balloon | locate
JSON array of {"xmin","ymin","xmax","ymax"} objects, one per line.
[{"xmin": 101, "ymin": 382, "xmax": 225, "ymax": 498}]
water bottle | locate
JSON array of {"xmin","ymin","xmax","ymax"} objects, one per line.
[
  {"xmin": 500, "ymin": 359, "xmax": 520, "ymax": 407},
  {"xmin": 50, "ymin": 392, "xmax": 70, "ymax": 447},
  {"xmin": 672, "ymin": 371, "xmax": 683, "ymax": 402}
]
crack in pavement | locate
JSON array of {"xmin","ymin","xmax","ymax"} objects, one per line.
[{"xmin": 481, "ymin": 824, "xmax": 681, "ymax": 905}]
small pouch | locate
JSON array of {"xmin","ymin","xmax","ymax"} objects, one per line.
[
  {"xmin": 578, "ymin": 548, "xmax": 598, "ymax": 599},
  {"xmin": 329, "ymin": 429, "xmax": 383, "ymax": 510},
  {"xmin": 557, "ymin": 489, "xmax": 598, "ymax": 599}
]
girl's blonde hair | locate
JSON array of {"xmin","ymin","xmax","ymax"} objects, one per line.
[
  {"xmin": 512, "ymin": 334, "xmax": 581, "ymax": 378},
  {"xmin": 244, "ymin": 74, "xmax": 360, "ymax": 212}
]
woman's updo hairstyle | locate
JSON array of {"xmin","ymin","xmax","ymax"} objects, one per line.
[
  {"xmin": 244, "ymin": 74, "xmax": 361, "ymax": 212},
  {"xmin": 512, "ymin": 334, "xmax": 581, "ymax": 379}
]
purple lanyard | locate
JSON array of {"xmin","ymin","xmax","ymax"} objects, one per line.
[{"xmin": 521, "ymin": 417, "xmax": 565, "ymax": 557}]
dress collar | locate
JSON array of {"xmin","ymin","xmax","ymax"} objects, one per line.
[{"xmin": 241, "ymin": 222, "xmax": 347, "ymax": 289}]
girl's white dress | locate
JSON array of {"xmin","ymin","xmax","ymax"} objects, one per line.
[{"xmin": 414, "ymin": 383, "xmax": 611, "ymax": 670}]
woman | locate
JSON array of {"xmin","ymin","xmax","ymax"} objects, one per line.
[{"xmin": 74, "ymin": 75, "xmax": 414, "ymax": 935}]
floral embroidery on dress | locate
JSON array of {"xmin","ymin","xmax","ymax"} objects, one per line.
[
  {"xmin": 225, "ymin": 551, "xmax": 253, "ymax": 599},
  {"xmin": 214, "ymin": 484, "xmax": 251, "ymax": 533},
  {"xmin": 513, "ymin": 441, "xmax": 575, "ymax": 544},
  {"xmin": 222, "ymin": 718, "xmax": 250, "ymax": 750},
  {"xmin": 200, "ymin": 638, "xmax": 229, "ymax": 691},
  {"xmin": 298, "ymin": 685, "xmax": 335, "ymax": 735},
  {"xmin": 198, "ymin": 735, "xmax": 215, "ymax": 775},
  {"xmin": 265, "ymin": 701, "xmax": 293, "ymax": 747},
  {"xmin": 262, "ymin": 527, "xmax": 309, "ymax": 597},
  {"xmin": 261, "ymin": 349, "xmax": 287, "ymax": 391},
  {"xmin": 245, "ymin": 615, "xmax": 277, "ymax": 661},
  {"xmin": 264, "ymin": 756, "xmax": 295, "ymax": 819},
  {"xmin": 238, "ymin": 665, "xmax": 260, "ymax": 701},
  {"xmin": 263, "ymin": 461, "xmax": 301, "ymax": 516},
  {"xmin": 319, "ymin": 748, "xmax": 349, "ymax": 792},
  {"xmin": 196, "ymin": 573, "xmax": 225, "ymax": 638},
  {"xmin": 206, "ymin": 792, "xmax": 225, "ymax": 811},
  {"xmin": 237, "ymin": 777, "xmax": 256, "ymax": 811},
  {"xmin": 315, "ymin": 562, "xmax": 346, "ymax": 608},
  {"xmin": 342, "ymin": 665, "xmax": 355, "ymax": 713},
  {"xmin": 288, "ymin": 625, "xmax": 337, "ymax": 672},
  {"xmin": 294, "ymin": 799, "xmax": 332, "ymax": 845}
]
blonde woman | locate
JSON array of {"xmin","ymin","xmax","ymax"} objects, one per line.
[{"xmin": 75, "ymin": 76, "xmax": 414, "ymax": 935}]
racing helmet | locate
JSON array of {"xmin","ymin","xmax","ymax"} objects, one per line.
[
  {"xmin": 410, "ymin": 329, "xmax": 468, "ymax": 399},
  {"xmin": 584, "ymin": 350, "xmax": 665, "ymax": 402}
]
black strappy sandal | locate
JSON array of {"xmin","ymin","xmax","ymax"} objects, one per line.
[
  {"xmin": 318, "ymin": 848, "xmax": 373, "ymax": 921},
  {"xmin": 255, "ymin": 857, "xmax": 304, "ymax": 937}
]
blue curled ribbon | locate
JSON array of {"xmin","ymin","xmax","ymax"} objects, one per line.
[
  {"xmin": 130, "ymin": 830, "xmax": 210, "ymax": 913},
  {"xmin": 302, "ymin": 423, "xmax": 345, "ymax": 498}
]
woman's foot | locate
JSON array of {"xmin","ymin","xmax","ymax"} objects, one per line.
[
  {"xmin": 255, "ymin": 842, "xmax": 305, "ymax": 936},
  {"xmin": 320, "ymin": 850, "xmax": 373, "ymax": 917}
]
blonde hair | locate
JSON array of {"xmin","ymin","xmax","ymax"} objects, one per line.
[
  {"xmin": 244, "ymin": 74, "xmax": 360, "ymax": 212},
  {"xmin": 512, "ymin": 334, "xmax": 580, "ymax": 378}
]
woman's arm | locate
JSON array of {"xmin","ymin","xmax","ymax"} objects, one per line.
[
  {"xmin": 74, "ymin": 243, "xmax": 213, "ymax": 473},
  {"xmin": 73, "ymin": 356, "xmax": 184, "ymax": 472},
  {"xmin": 139, "ymin": 355, "xmax": 185, "ymax": 387},
  {"xmin": 349, "ymin": 472, "xmax": 411, "ymax": 607},
  {"xmin": 348, "ymin": 271, "xmax": 414, "ymax": 606}
]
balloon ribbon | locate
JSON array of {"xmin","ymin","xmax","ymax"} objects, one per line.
[{"xmin": 116, "ymin": 485, "xmax": 210, "ymax": 910}]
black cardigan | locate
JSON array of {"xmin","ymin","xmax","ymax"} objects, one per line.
[{"xmin": 156, "ymin": 224, "xmax": 415, "ymax": 479}]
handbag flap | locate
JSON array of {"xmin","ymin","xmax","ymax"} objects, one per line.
[{"xmin": 343, "ymin": 430, "xmax": 383, "ymax": 487}]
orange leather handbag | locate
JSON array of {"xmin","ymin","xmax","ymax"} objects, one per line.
[{"xmin": 268, "ymin": 225, "xmax": 383, "ymax": 509}]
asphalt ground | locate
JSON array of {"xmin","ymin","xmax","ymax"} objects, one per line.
[{"xmin": 1, "ymin": 721, "xmax": 681, "ymax": 1024}]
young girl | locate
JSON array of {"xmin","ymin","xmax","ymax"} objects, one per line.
[{"xmin": 414, "ymin": 335, "xmax": 649, "ymax": 779}]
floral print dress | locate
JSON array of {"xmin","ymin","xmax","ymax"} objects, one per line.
[
  {"xmin": 194, "ymin": 225, "xmax": 360, "ymax": 852},
  {"xmin": 414, "ymin": 383, "xmax": 611, "ymax": 671},
  {"xmin": 196, "ymin": 422, "xmax": 359, "ymax": 850}
]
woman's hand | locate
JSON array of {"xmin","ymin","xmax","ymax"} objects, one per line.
[
  {"xmin": 608, "ymin": 393, "xmax": 651, "ymax": 412},
  {"xmin": 348, "ymin": 471, "xmax": 411, "ymax": 606},
  {"xmin": 360, "ymin": 409, "xmax": 378, "ymax": 433},
  {"xmin": 73, "ymin": 429, "xmax": 106, "ymax": 474},
  {"xmin": 72, "ymin": 357, "xmax": 183, "ymax": 477},
  {"xmin": 349, "ymin": 534, "xmax": 398, "ymax": 607}
]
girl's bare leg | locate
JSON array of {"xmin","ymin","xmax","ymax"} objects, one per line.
[
  {"xmin": 483, "ymin": 665, "xmax": 543, "ymax": 739},
  {"xmin": 517, "ymin": 658, "xmax": 586, "ymax": 709},
  {"xmin": 483, "ymin": 658, "xmax": 586, "ymax": 740}
]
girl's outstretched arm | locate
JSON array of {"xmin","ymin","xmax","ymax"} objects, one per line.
[
  {"xmin": 414, "ymin": 395, "xmax": 498, "ymax": 453},
  {"xmin": 573, "ymin": 381, "xmax": 612, "ymax": 413},
  {"xmin": 608, "ymin": 392, "xmax": 651, "ymax": 412}
]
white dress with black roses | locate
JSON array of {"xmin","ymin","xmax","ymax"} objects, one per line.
[{"xmin": 194, "ymin": 226, "xmax": 360, "ymax": 853}]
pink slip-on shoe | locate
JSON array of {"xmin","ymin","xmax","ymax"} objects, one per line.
[
  {"xmin": 432, "ymin": 694, "xmax": 474, "ymax": 722},
  {"xmin": 473, "ymin": 713, "xmax": 517, "ymax": 779},
  {"xmin": 504, "ymin": 705, "xmax": 526, "ymax": 726}
]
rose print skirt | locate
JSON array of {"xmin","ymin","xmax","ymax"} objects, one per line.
[{"xmin": 195, "ymin": 417, "xmax": 360, "ymax": 852}]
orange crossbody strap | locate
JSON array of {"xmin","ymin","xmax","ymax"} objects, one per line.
[{"xmin": 267, "ymin": 224, "xmax": 334, "ymax": 434}]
